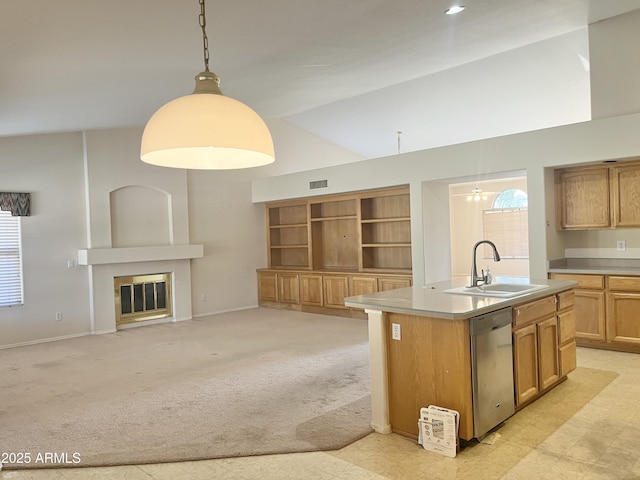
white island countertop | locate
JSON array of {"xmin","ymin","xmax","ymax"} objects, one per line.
[{"xmin": 344, "ymin": 276, "xmax": 577, "ymax": 320}]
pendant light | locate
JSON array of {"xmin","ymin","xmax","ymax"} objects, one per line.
[{"xmin": 140, "ymin": 0, "xmax": 275, "ymax": 169}]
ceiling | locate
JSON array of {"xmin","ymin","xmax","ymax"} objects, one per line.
[{"xmin": 2, "ymin": 0, "xmax": 640, "ymax": 160}]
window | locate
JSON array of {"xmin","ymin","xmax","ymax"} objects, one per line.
[
  {"xmin": 482, "ymin": 189, "xmax": 529, "ymax": 259},
  {"xmin": 0, "ymin": 209, "xmax": 24, "ymax": 307}
]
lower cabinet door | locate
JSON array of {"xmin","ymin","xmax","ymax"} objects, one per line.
[
  {"xmin": 559, "ymin": 340, "xmax": 577, "ymax": 377},
  {"xmin": 537, "ymin": 316, "xmax": 560, "ymax": 390},
  {"xmin": 378, "ymin": 277, "xmax": 411, "ymax": 291},
  {"xmin": 323, "ymin": 275, "xmax": 350, "ymax": 309},
  {"xmin": 606, "ymin": 291, "xmax": 640, "ymax": 345},
  {"xmin": 258, "ymin": 272, "xmax": 277, "ymax": 303},
  {"xmin": 574, "ymin": 290, "xmax": 606, "ymax": 341},
  {"xmin": 513, "ymin": 323, "xmax": 539, "ymax": 406},
  {"xmin": 350, "ymin": 276, "xmax": 378, "ymax": 296},
  {"xmin": 300, "ymin": 274, "xmax": 323, "ymax": 306},
  {"xmin": 277, "ymin": 273, "xmax": 300, "ymax": 304}
]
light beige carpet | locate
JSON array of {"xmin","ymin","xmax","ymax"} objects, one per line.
[{"xmin": 0, "ymin": 308, "xmax": 372, "ymax": 469}]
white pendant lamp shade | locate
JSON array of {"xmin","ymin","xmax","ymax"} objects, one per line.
[
  {"xmin": 140, "ymin": 0, "xmax": 275, "ymax": 170},
  {"xmin": 141, "ymin": 90, "xmax": 275, "ymax": 170}
]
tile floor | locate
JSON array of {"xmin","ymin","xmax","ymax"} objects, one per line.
[{"xmin": 2, "ymin": 347, "xmax": 640, "ymax": 480}]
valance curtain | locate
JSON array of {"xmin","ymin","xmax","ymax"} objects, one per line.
[{"xmin": 0, "ymin": 192, "xmax": 30, "ymax": 216}]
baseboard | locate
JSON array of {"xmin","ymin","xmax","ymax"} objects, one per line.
[
  {"xmin": 192, "ymin": 305, "xmax": 259, "ymax": 319},
  {"xmin": 371, "ymin": 423, "xmax": 392, "ymax": 434},
  {"xmin": 0, "ymin": 331, "xmax": 91, "ymax": 350}
]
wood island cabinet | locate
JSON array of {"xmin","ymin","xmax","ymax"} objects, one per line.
[
  {"xmin": 557, "ymin": 290, "xmax": 577, "ymax": 376},
  {"xmin": 512, "ymin": 295, "xmax": 558, "ymax": 406},
  {"xmin": 383, "ymin": 288, "xmax": 575, "ymax": 441},
  {"xmin": 555, "ymin": 159, "xmax": 640, "ymax": 230},
  {"xmin": 386, "ymin": 312, "xmax": 474, "ymax": 440},
  {"xmin": 512, "ymin": 291, "xmax": 574, "ymax": 408},
  {"xmin": 258, "ymin": 186, "xmax": 412, "ymax": 317},
  {"xmin": 513, "ymin": 323, "xmax": 539, "ymax": 405}
]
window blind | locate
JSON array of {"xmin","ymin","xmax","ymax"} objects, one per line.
[
  {"xmin": 0, "ymin": 210, "xmax": 24, "ymax": 307},
  {"xmin": 482, "ymin": 208, "xmax": 529, "ymax": 259}
]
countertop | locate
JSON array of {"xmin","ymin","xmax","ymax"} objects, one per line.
[
  {"xmin": 344, "ymin": 276, "xmax": 577, "ymax": 320},
  {"xmin": 548, "ymin": 258, "xmax": 640, "ymax": 276}
]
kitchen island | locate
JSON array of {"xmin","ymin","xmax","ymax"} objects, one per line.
[{"xmin": 344, "ymin": 277, "xmax": 577, "ymax": 441}]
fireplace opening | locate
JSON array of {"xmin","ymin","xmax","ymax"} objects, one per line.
[{"xmin": 114, "ymin": 273, "xmax": 172, "ymax": 325}]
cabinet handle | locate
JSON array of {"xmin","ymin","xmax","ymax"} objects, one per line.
[{"xmin": 516, "ymin": 308, "xmax": 521, "ymax": 316}]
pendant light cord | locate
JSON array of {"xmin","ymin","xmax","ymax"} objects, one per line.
[{"xmin": 199, "ymin": 0, "xmax": 210, "ymax": 72}]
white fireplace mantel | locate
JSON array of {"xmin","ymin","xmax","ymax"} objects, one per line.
[{"xmin": 77, "ymin": 245, "xmax": 204, "ymax": 265}]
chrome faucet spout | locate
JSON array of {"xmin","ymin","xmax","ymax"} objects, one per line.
[{"xmin": 469, "ymin": 240, "xmax": 501, "ymax": 288}]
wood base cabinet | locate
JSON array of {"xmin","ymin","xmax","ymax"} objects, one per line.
[
  {"xmin": 512, "ymin": 291, "xmax": 574, "ymax": 408},
  {"xmin": 323, "ymin": 275, "xmax": 350, "ymax": 309},
  {"xmin": 386, "ymin": 312, "xmax": 474, "ymax": 440},
  {"xmin": 257, "ymin": 269, "xmax": 411, "ymax": 317},
  {"xmin": 300, "ymin": 274, "xmax": 323, "ymax": 306},
  {"xmin": 513, "ymin": 323, "xmax": 539, "ymax": 405},
  {"xmin": 550, "ymin": 273, "xmax": 640, "ymax": 353},
  {"xmin": 607, "ymin": 276, "xmax": 640, "ymax": 347}
]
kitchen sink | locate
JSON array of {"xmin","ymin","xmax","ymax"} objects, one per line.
[{"xmin": 443, "ymin": 283, "xmax": 545, "ymax": 298}]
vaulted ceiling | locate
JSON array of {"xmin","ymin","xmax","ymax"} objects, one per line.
[{"xmin": 2, "ymin": 0, "xmax": 639, "ymax": 159}]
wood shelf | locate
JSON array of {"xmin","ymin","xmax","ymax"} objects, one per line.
[
  {"xmin": 310, "ymin": 216, "xmax": 358, "ymax": 222},
  {"xmin": 360, "ymin": 217, "xmax": 410, "ymax": 224},
  {"xmin": 265, "ymin": 186, "xmax": 411, "ymax": 272},
  {"xmin": 270, "ymin": 223, "xmax": 307, "ymax": 229},
  {"xmin": 361, "ymin": 243, "xmax": 411, "ymax": 247}
]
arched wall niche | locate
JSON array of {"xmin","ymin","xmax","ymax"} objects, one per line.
[{"xmin": 109, "ymin": 185, "xmax": 173, "ymax": 247}]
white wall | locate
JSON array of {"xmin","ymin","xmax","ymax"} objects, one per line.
[
  {"xmin": 0, "ymin": 133, "xmax": 91, "ymax": 347},
  {"xmin": 0, "ymin": 121, "xmax": 363, "ymax": 348},
  {"xmin": 186, "ymin": 169, "xmax": 266, "ymax": 317},
  {"xmin": 590, "ymin": 8, "xmax": 640, "ymax": 119},
  {"xmin": 284, "ymin": 29, "xmax": 591, "ymax": 159},
  {"xmin": 253, "ymin": 113, "xmax": 640, "ymax": 284},
  {"xmin": 260, "ymin": 118, "xmax": 364, "ymax": 177}
]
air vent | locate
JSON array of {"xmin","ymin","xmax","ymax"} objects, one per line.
[{"xmin": 309, "ymin": 180, "xmax": 328, "ymax": 189}]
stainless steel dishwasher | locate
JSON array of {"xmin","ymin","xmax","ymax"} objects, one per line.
[{"xmin": 470, "ymin": 307, "xmax": 515, "ymax": 439}]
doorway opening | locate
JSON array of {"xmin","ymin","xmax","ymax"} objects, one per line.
[{"xmin": 449, "ymin": 177, "xmax": 529, "ymax": 280}]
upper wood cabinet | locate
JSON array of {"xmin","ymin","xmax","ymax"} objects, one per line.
[
  {"xmin": 555, "ymin": 166, "xmax": 610, "ymax": 229},
  {"xmin": 611, "ymin": 163, "xmax": 640, "ymax": 227},
  {"xmin": 555, "ymin": 160, "xmax": 640, "ymax": 230},
  {"xmin": 266, "ymin": 186, "xmax": 411, "ymax": 273}
]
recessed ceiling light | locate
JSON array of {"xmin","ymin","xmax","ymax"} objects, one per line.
[{"xmin": 445, "ymin": 5, "xmax": 466, "ymax": 15}]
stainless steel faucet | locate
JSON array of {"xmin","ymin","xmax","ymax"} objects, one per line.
[{"xmin": 468, "ymin": 240, "xmax": 501, "ymax": 288}]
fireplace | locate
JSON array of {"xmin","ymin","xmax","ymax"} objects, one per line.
[{"xmin": 114, "ymin": 273, "xmax": 172, "ymax": 325}]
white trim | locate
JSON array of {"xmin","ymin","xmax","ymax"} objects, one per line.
[
  {"xmin": 77, "ymin": 245, "xmax": 203, "ymax": 265},
  {"xmin": 0, "ymin": 332, "xmax": 90, "ymax": 350},
  {"xmin": 192, "ymin": 304, "xmax": 259, "ymax": 319}
]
